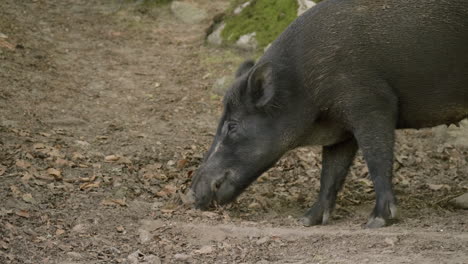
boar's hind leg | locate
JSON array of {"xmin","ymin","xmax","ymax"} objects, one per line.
[
  {"xmin": 348, "ymin": 96, "xmax": 398, "ymax": 228},
  {"xmin": 302, "ymin": 139, "xmax": 358, "ymax": 226}
]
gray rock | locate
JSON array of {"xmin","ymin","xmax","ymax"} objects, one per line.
[
  {"xmin": 145, "ymin": 255, "xmax": 162, "ymax": 264},
  {"xmin": 207, "ymin": 23, "xmax": 225, "ymax": 46},
  {"xmin": 297, "ymin": 0, "xmax": 316, "ymax": 16},
  {"xmin": 234, "ymin": 1, "xmax": 251, "ymax": 15},
  {"xmin": 211, "ymin": 75, "xmax": 234, "ymax": 96},
  {"xmin": 171, "ymin": 1, "xmax": 208, "ymax": 24},
  {"xmin": 138, "ymin": 228, "xmax": 152, "ymax": 244},
  {"xmin": 128, "ymin": 250, "xmax": 143, "ymax": 264},
  {"xmin": 450, "ymin": 193, "xmax": 468, "ymax": 209},
  {"xmin": 174, "ymin": 253, "xmax": 192, "ymax": 262},
  {"xmin": 236, "ymin": 32, "xmax": 258, "ymax": 50}
]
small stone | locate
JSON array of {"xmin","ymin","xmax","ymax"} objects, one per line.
[
  {"xmin": 384, "ymin": 237, "xmax": 397, "ymax": 247},
  {"xmin": 211, "ymin": 75, "xmax": 234, "ymax": 96},
  {"xmin": 234, "ymin": 1, "xmax": 251, "ymax": 15},
  {"xmin": 450, "ymin": 192, "xmax": 468, "ymax": 209},
  {"xmin": 138, "ymin": 228, "xmax": 152, "ymax": 244},
  {"xmin": 194, "ymin": 245, "xmax": 214, "ymax": 255},
  {"xmin": 66, "ymin": 252, "xmax": 82, "ymax": 259},
  {"xmin": 116, "ymin": 225, "xmax": 125, "ymax": 233},
  {"xmin": 71, "ymin": 224, "xmax": 87, "ymax": 233},
  {"xmin": 207, "ymin": 23, "xmax": 225, "ymax": 46},
  {"xmin": 174, "ymin": 253, "xmax": 192, "ymax": 262},
  {"xmin": 427, "ymin": 184, "xmax": 451, "ymax": 191},
  {"xmin": 236, "ymin": 32, "xmax": 258, "ymax": 50},
  {"xmin": 145, "ymin": 254, "xmax": 162, "ymax": 264},
  {"xmin": 256, "ymin": 237, "xmax": 270, "ymax": 245},
  {"xmin": 297, "ymin": 0, "xmax": 316, "ymax": 16},
  {"xmin": 248, "ymin": 202, "xmax": 261, "ymax": 209},
  {"xmin": 128, "ymin": 250, "xmax": 144, "ymax": 264}
]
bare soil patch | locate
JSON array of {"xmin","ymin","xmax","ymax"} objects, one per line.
[{"xmin": 0, "ymin": 1, "xmax": 466, "ymax": 263}]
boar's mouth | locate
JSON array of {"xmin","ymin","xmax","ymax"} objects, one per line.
[{"xmin": 190, "ymin": 166, "xmax": 272, "ymax": 210}]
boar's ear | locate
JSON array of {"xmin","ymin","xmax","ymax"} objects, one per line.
[
  {"xmin": 235, "ymin": 60, "xmax": 255, "ymax": 77},
  {"xmin": 247, "ymin": 62, "xmax": 275, "ymax": 108}
]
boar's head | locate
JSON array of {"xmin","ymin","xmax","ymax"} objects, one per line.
[{"xmin": 189, "ymin": 60, "xmax": 316, "ymax": 209}]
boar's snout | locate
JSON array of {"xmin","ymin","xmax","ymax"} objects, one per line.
[{"xmin": 190, "ymin": 169, "xmax": 240, "ymax": 210}]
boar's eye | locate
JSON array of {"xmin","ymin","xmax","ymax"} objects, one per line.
[{"xmin": 227, "ymin": 122, "xmax": 237, "ymax": 133}]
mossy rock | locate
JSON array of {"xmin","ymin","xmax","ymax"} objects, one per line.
[{"xmin": 222, "ymin": 0, "xmax": 299, "ymax": 49}]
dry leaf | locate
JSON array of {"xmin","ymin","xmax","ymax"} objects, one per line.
[
  {"xmin": 0, "ymin": 39, "xmax": 15, "ymax": 50},
  {"xmin": 156, "ymin": 184, "xmax": 177, "ymax": 197},
  {"xmin": 104, "ymin": 155, "xmax": 120, "ymax": 162},
  {"xmin": 46, "ymin": 168, "xmax": 62, "ymax": 180},
  {"xmin": 72, "ymin": 152, "xmax": 85, "ymax": 161},
  {"xmin": 56, "ymin": 229, "xmax": 65, "ymax": 236},
  {"xmin": 427, "ymin": 184, "xmax": 451, "ymax": 191},
  {"xmin": 15, "ymin": 159, "xmax": 31, "ymax": 169},
  {"xmin": 101, "ymin": 198, "xmax": 127, "ymax": 207},
  {"xmin": 0, "ymin": 240, "xmax": 8, "ymax": 250},
  {"xmin": 80, "ymin": 181, "xmax": 100, "ymax": 190},
  {"xmin": 39, "ymin": 132, "xmax": 52, "ymax": 137},
  {"xmin": 0, "ymin": 165, "xmax": 6, "ymax": 176},
  {"xmin": 22, "ymin": 193, "xmax": 36, "ymax": 204},
  {"xmin": 160, "ymin": 209, "xmax": 175, "ymax": 214},
  {"xmin": 79, "ymin": 175, "xmax": 96, "ymax": 182},
  {"xmin": 177, "ymin": 159, "xmax": 188, "ymax": 169},
  {"xmin": 10, "ymin": 185, "xmax": 22, "ymax": 197},
  {"xmin": 34, "ymin": 173, "xmax": 55, "ymax": 181},
  {"xmin": 193, "ymin": 245, "xmax": 214, "ymax": 255},
  {"xmin": 15, "ymin": 210, "xmax": 30, "ymax": 218},
  {"xmin": 33, "ymin": 143, "xmax": 46, "ymax": 149},
  {"xmin": 55, "ymin": 158, "xmax": 71, "ymax": 167},
  {"xmin": 20, "ymin": 172, "xmax": 33, "ymax": 182}
]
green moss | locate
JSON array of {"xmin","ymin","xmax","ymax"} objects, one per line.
[{"xmin": 221, "ymin": 0, "xmax": 299, "ymax": 49}]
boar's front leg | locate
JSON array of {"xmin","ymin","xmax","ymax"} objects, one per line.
[{"xmin": 302, "ymin": 138, "xmax": 358, "ymax": 226}]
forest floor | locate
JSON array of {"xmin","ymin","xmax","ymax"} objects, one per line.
[{"xmin": 0, "ymin": 1, "xmax": 467, "ymax": 263}]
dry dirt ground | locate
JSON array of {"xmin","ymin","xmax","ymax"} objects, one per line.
[{"xmin": 0, "ymin": 1, "xmax": 467, "ymax": 263}]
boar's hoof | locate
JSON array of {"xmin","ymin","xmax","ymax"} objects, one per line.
[
  {"xmin": 365, "ymin": 217, "xmax": 387, "ymax": 229},
  {"xmin": 301, "ymin": 204, "xmax": 330, "ymax": 226}
]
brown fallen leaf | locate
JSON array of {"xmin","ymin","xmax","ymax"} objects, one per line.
[
  {"xmin": 33, "ymin": 143, "xmax": 46, "ymax": 150},
  {"xmin": 160, "ymin": 209, "xmax": 175, "ymax": 214},
  {"xmin": 80, "ymin": 181, "xmax": 100, "ymax": 190},
  {"xmin": 55, "ymin": 158, "xmax": 72, "ymax": 167},
  {"xmin": 117, "ymin": 156, "xmax": 132, "ymax": 165},
  {"xmin": 10, "ymin": 185, "xmax": 22, "ymax": 197},
  {"xmin": 101, "ymin": 198, "xmax": 127, "ymax": 207},
  {"xmin": 79, "ymin": 175, "xmax": 96, "ymax": 182},
  {"xmin": 193, "ymin": 245, "xmax": 214, "ymax": 255},
  {"xmin": 0, "ymin": 240, "xmax": 8, "ymax": 250},
  {"xmin": 46, "ymin": 168, "xmax": 63, "ymax": 180},
  {"xmin": 22, "ymin": 193, "xmax": 36, "ymax": 204},
  {"xmin": 104, "ymin": 155, "xmax": 120, "ymax": 162},
  {"xmin": 39, "ymin": 132, "xmax": 52, "ymax": 137},
  {"xmin": 72, "ymin": 152, "xmax": 86, "ymax": 161},
  {"xmin": 0, "ymin": 39, "xmax": 15, "ymax": 50},
  {"xmin": 56, "ymin": 229, "xmax": 65, "ymax": 236},
  {"xmin": 15, "ymin": 159, "xmax": 31, "ymax": 169},
  {"xmin": 156, "ymin": 184, "xmax": 178, "ymax": 197},
  {"xmin": 177, "ymin": 159, "xmax": 188, "ymax": 169},
  {"xmin": 34, "ymin": 173, "xmax": 55, "ymax": 181},
  {"xmin": 15, "ymin": 210, "xmax": 30, "ymax": 218},
  {"xmin": 0, "ymin": 165, "xmax": 6, "ymax": 176}
]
